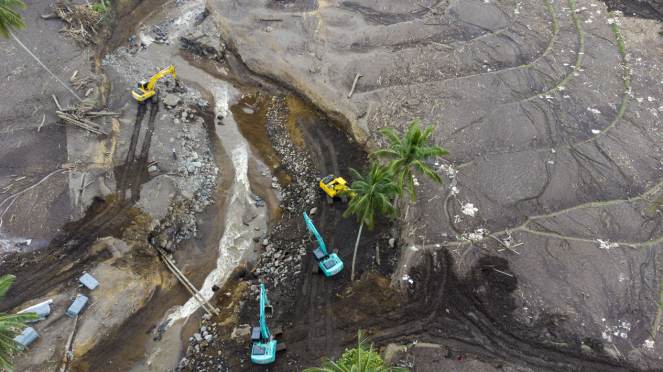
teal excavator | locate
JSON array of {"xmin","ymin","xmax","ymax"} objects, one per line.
[
  {"xmin": 303, "ymin": 212, "xmax": 343, "ymax": 276},
  {"xmin": 251, "ymin": 284, "xmax": 276, "ymax": 364}
]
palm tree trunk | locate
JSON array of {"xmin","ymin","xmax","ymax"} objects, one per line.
[
  {"xmin": 10, "ymin": 32, "xmax": 82, "ymax": 102},
  {"xmin": 351, "ymin": 223, "xmax": 364, "ymax": 281}
]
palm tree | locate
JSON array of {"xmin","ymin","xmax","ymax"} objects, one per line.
[
  {"xmin": 340, "ymin": 163, "xmax": 399, "ymax": 281},
  {"xmin": 0, "ymin": 275, "xmax": 40, "ymax": 371},
  {"xmin": 370, "ymin": 119, "xmax": 449, "ymax": 202},
  {"xmin": 0, "ymin": 0, "xmax": 81, "ymax": 101},
  {"xmin": 303, "ymin": 330, "xmax": 409, "ymax": 372},
  {"xmin": 0, "ymin": 0, "xmax": 24, "ymax": 38}
]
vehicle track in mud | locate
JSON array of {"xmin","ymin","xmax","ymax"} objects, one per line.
[
  {"xmin": 298, "ymin": 123, "xmax": 341, "ymax": 355},
  {"xmin": 1, "ymin": 102, "xmax": 160, "ymax": 311},
  {"xmin": 362, "ymin": 252, "xmax": 638, "ymax": 371}
]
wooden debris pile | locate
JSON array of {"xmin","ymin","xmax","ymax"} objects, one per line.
[
  {"xmin": 43, "ymin": 2, "xmax": 102, "ymax": 44},
  {"xmin": 70, "ymin": 70, "xmax": 97, "ymax": 97},
  {"xmin": 52, "ymin": 95, "xmax": 114, "ymax": 135}
]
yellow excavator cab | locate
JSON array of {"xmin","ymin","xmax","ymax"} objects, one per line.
[
  {"xmin": 132, "ymin": 65, "xmax": 184, "ymax": 104},
  {"xmin": 319, "ymin": 174, "xmax": 355, "ymax": 205}
]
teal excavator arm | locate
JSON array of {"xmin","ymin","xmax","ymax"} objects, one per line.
[
  {"xmin": 303, "ymin": 212, "xmax": 327, "ymax": 255},
  {"xmin": 259, "ymin": 284, "xmax": 271, "ymax": 340}
]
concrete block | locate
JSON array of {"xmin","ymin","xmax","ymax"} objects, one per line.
[
  {"xmin": 67, "ymin": 295, "xmax": 88, "ymax": 317},
  {"xmin": 13, "ymin": 327, "xmax": 38, "ymax": 350},
  {"xmin": 79, "ymin": 273, "xmax": 99, "ymax": 290}
]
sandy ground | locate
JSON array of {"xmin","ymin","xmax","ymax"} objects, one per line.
[
  {"xmin": 180, "ymin": 0, "xmax": 663, "ymax": 370},
  {"xmin": 3, "ymin": 0, "xmax": 663, "ymax": 371}
]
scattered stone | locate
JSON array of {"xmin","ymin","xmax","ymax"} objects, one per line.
[{"xmin": 163, "ymin": 94, "xmax": 181, "ymax": 107}]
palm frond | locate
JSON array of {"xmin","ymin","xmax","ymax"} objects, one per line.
[
  {"xmin": 0, "ymin": 1, "xmax": 26, "ymax": 40},
  {"xmin": 411, "ymin": 161, "xmax": 442, "ymax": 184},
  {"xmin": 0, "ymin": 275, "xmax": 15, "ymax": 301},
  {"xmin": 369, "ymin": 150, "xmax": 401, "ymax": 160},
  {"xmin": 408, "ymin": 170, "xmax": 417, "ymax": 202},
  {"xmin": 0, "ymin": 312, "xmax": 40, "ymax": 324},
  {"xmin": 420, "ymin": 125, "xmax": 435, "ymax": 142},
  {"xmin": 420, "ymin": 146, "xmax": 449, "ymax": 158},
  {"xmin": 379, "ymin": 127, "xmax": 402, "ymax": 148}
]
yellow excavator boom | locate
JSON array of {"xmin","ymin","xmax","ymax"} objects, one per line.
[
  {"xmin": 132, "ymin": 65, "xmax": 183, "ymax": 103},
  {"xmin": 146, "ymin": 65, "xmax": 178, "ymax": 91}
]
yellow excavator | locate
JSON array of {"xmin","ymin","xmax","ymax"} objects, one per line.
[
  {"xmin": 132, "ymin": 65, "xmax": 184, "ymax": 104},
  {"xmin": 319, "ymin": 174, "xmax": 355, "ymax": 205}
]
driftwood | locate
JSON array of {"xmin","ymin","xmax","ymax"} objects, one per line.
[
  {"xmin": 51, "ymin": 2, "xmax": 103, "ymax": 44},
  {"xmin": 57, "ymin": 111, "xmax": 107, "ymax": 135},
  {"xmin": 53, "ymin": 96, "xmax": 115, "ymax": 135},
  {"xmin": 347, "ymin": 73, "xmax": 362, "ymax": 98}
]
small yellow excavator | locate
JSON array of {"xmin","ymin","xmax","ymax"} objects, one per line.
[
  {"xmin": 319, "ymin": 174, "xmax": 354, "ymax": 205},
  {"xmin": 132, "ymin": 65, "xmax": 184, "ymax": 104}
]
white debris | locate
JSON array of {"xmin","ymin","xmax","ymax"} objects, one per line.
[
  {"xmin": 644, "ymin": 340, "xmax": 655, "ymax": 350},
  {"xmin": 451, "ymin": 186, "xmax": 459, "ymax": 196},
  {"xmin": 592, "ymin": 129, "xmax": 600, "ymax": 134},
  {"xmin": 636, "ymin": 97, "xmax": 644, "ymax": 102},
  {"xmin": 602, "ymin": 331, "xmax": 612, "ymax": 342},
  {"xmin": 597, "ymin": 239, "xmax": 618, "ymax": 249},
  {"xmin": 587, "ymin": 107, "xmax": 601, "ymax": 114},
  {"xmin": 460, "ymin": 228, "xmax": 486, "ymax": 242},
  {"xmin": 461, "ymin": 203, "xmax": 478, "ymax": 216},
  {"xmin": 648, "ymin": 96, "xmax": 656, "ymax": 102},
  {"xmin": 557, "ymin": 86, "xmax": 565, "ymax": 91},
  {"xmin": 410, "ymin": 246, "xmax": 419, "ymax": 252},
  {"xmin": 439, "ymin": 164, "xmax": 457, "ymax": 179},
  {"xmin": 402, "ymin": 274, "xmax": 414, "ymax": 285}
]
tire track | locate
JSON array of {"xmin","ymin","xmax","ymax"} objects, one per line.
[
  {"xmin": 299, "ymin": 124, "xmax": 341, "ymax": 354},
  {"xmin": 2, "ymin": 103, "xmax": 159, "ymax": 311}
]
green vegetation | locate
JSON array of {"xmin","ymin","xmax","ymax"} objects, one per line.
[
  {"xmin": 92, "ymin": 1, "xmax": 110, "ymax": 15},
  {"xmin": 0, "ymin": 275, "xmax": 40, "ymax": 371},
  {"xmin": 340, "ymin": 163, "xmax": 399, "ymax": 281},
  {"xmin": 0, "ymin": 0, "xmax": 25, "ymax": 39},
  {"xmin": 303, "ymin": 330, "xmax": 409, "ymax": 372},
  {"xmin": 370, "ymin": 119, "xmax": 449, "ymax": 202}
]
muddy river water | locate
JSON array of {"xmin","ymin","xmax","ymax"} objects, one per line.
[{"xmin": 97, "ymin": 2, "xmax": 324, "ymax": 369}]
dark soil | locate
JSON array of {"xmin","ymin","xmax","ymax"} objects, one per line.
[{"xmin": 601, "ymin": 0, "xmax": 663, "ymax": 21}]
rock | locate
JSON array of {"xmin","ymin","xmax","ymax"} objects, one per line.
[
  {"xmin": 148, "ymin": 165, "xmax": 158, "ymax": 172},
  {"xmin": 187, "ymin": 165, "xmax": 196, "ymax": 173},
  {"xmin": 191, "ymin": 161, "xmax": 202, "ymax": 167},
  {"xmin": 194, "ymin": 333, "xmax": 202, "ymax": 342},
  {"xmin": 231, "ymin": 324, "xmax": 252, "ymax": 342},
  {"xmin": 174, "ymin": 118, "xmax": 181, "ymax": 125},
  {"xmin": 163, "ymin": 94, "xmax": 181, "ymax": 107},
  {"xmin": 262, "ymin": 239, "xmax": 269, "ymax": 246},
  {"xmin": 200, "ymin": 326, "xmax": 207, "ymax": 333},
  {"xmin": 182, "ymin": 112, "xmax": 188, "ymax": 119},
  {"xmin": 265, "ymin": 26, "xmax": 273, "ymax": 32},
  {"xmin": 389, "ymin": 238, "xmax": 395, "ymax": 248},
  {"xmin": 310, "ymin": 207, "xmax": 317, "ymax": 215},
  {"xmin": 204, "ymin": 334, "xmax": 213, "ymax": 342},
  {"xmin": 226, "ymin": 292, "xmax": 232, "ymax": 297}
]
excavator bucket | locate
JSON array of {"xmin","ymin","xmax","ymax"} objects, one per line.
[
  {"xmin": 264, "ymin": 303, "xmax": 273, "ymax": 318},
  {"xmin": 175, "ymin": 79, "xmax": 186, "ymax": 93}
]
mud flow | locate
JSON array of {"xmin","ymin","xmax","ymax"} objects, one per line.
[{"xmin": 3, "ymin": 0, "xmax": 663, "ymax": 371}]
